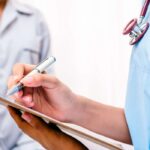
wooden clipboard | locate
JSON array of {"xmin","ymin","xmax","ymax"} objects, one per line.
[{"xmin": 0, "ymin": 96, "xmax": 123, "ymax": 150}]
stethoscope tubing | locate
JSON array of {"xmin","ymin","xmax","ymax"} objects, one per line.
[{"xmin": 140, "ymin": 0, "xmax": 150, "ymax": 17}]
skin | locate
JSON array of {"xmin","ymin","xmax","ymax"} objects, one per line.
[
  {"xmin": 0, "ymin": 0, "xmax": 7, "ymax": 16},
  {"xmin": 8, "ymin": 107, "xmax": 88, "ymax": 150},
  {"xmin": 7, "ymin": 63, "xmax": 132, "ymax": 149}
]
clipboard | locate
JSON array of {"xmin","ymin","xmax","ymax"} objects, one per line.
[{"xmin": 0, "ymin": 96, "xmax": 123, "ymax": 150}]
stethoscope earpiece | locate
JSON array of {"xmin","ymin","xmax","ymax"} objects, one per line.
[{"xmin": 123, "ymin": 0, "xmax": 150, "ymax": 45}]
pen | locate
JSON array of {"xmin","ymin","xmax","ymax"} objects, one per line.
[{"xmin": 6, "ymin": 56, "xmax": 56, "ymax": 96}]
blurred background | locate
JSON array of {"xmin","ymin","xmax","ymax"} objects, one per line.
[{"xmin": 18, "ymin": 0, "xmax": 141, "ymax": 149}]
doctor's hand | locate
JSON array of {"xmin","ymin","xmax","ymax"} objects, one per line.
[
  {"xmin": 8, "ymin": 106, "xmax": 88, "ymax": 150},
  {"xmin": 8, "ymin": 63, "xmax": 132, "ymax": 144},
  {"xmin": 8, "ymin": 63, "xmax": 84, "ymax": 123}
]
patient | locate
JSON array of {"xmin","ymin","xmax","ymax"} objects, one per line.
[{"xmin": 0, "ymin": 0, "xmax": 50, "ymax": 149}]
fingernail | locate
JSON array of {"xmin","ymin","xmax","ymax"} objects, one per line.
[
  {"xmin": 22, "ymin": 113, "xmax": 32, "ymax": 123},
  {"xmin": 22, "ymin": 76, "xmax": 33, "ymax": 84}
]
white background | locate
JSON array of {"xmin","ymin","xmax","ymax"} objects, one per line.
[{"xmin": 19, "ymin": 0, "xmax": 142, "ymax": 149}]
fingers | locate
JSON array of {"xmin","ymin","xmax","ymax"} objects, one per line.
[
  {"xmin": 9, "ymin": 63, "xmax": 60, "ymax": 90},
  {"xmin": 21, "ymin": 74, "xmax": 59, "ymax": 89},
  {"xmin": 8, "ymin": 106, "xmax": 32, "ymax": 131},
  {"xmin": 7, "ymin": 75, "xmax": 23, "ymax": 98},
  {"xmin": 13, "ymin": 63, "xmax": 35, "ymax": 76},
  {"xmin": 16, "ymin": 95, "xmax": 34, "ymax": 108},
  {"xmin": 7, "ymin": 64, "xmax": 36, "ymax": 99},
  {"xmin": 9, "ymin": 63, "xmax": 35, "ymax": 88},
  {"xmin": 8, "ymin": 107, "xmax": 42, "ymax": 141},
  {"xmin": 7, "ymin": 75, "xmax": 22, "ymax": 89},
  {"xmin": 20, "ymin": 88, "xmax": 34, "ymax": 107},
  {"xmin": 21, "ymin": 112, "xmax": 62, "ymax": 133},
  {"xmin": 21, "ymin": 112, "xmax": 64, "ymax": 142},
  {"xmin": 7, "ymin": 63, "xmax": 35, "ymax": 96},
  {"xmin": 8, "ymin": 106, "xmax": 44, "ymax": 131},
  {"xmin": 8, "ymin": 107, "xmax": 88, "ymax": 150}
]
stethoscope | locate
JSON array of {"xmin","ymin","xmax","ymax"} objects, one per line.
[{"xmin": 123, "ymin": 0, "xmax": 150, "ymax": 45}]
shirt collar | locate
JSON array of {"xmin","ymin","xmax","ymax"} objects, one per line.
[
  {"xmin": 0, "ymin": 0, "xmax": 33, "ymax": 34},
  {"xmin": 11, "ymin": 0, "xmax": 33, "ymax": 15}
]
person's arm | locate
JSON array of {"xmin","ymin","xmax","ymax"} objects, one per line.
[
  {"xmin": 8, "ymin": 64, "xmax": 132, "ymax": 145},
  {"xmin": 8, "ymin": 107, "xmax": 88, "ymax": 150},
  {"xmin": 71, "ymin": 95, "xmax": 132, "ymax": 144}
]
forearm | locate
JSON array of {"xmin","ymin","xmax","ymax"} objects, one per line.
[{"xmin": 72, "ymin": 95, "xmax": 132, "ymax": 144}]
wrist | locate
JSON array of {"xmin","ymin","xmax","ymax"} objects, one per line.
[{"xmin": 68, "ymin": 94, "xmax": 91, "ymax": 126}]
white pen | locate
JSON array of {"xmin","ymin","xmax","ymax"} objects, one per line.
[{"xmin": 6, "ymin": 56, "xmax": 56, "ymax": 96}]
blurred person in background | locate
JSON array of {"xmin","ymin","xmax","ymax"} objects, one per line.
[{"xmin": 0, "ymin": 0, "xmax": 50, "ymax": 149}]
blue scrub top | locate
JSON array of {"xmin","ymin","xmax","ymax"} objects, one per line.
[{"xmin": 125, "ymin": 4, "xmax": 150, "ymax": 150}]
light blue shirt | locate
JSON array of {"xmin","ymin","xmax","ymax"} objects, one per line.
[
  {"xmin": 0, "ymin": 0, "xmax": 50, "ymax": 149},
  {"xmin": 125, "ymin": 4, "xmax": 150, "ymax": 150}
]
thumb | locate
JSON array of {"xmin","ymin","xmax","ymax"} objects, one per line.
[{"xmin": 21, "ymin": 74, "xmax": 59, "ymax": 89}]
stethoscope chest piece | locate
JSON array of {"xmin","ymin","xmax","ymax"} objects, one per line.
[
  {"xmin": 123, "ymin": 18, "xmax": 149, "ymax": 45},
  {"xmin": 123, "ymin": 0, "xmax": 150, "ymax": 45}
]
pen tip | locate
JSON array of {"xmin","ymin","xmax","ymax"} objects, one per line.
[
  {"xmin": 6, "ymin": 87, "xmax": 18, "ymax": 97},
  {"xmin": 6, "ymin": 83, "xmax": 23, "ymax": 97},
  {"xmin": 6, "ymin": 90, "xmax": 13, "ymax": 97}
]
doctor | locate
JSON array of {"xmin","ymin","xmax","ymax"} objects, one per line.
[
  {"xmin": 7, "ymin": 0, "xmax": 150, "ymax": 149},
  {"xmin": 0, "ymin": 0, "xmax": 50, "ymax": 149}
]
